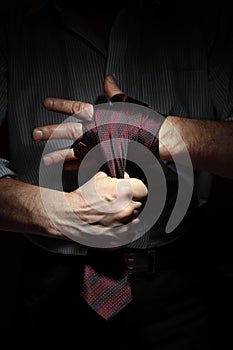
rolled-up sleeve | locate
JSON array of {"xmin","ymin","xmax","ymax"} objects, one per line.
[{"xmin": 0, "ymin": 159, "xmax": 16, "ymax": 178}]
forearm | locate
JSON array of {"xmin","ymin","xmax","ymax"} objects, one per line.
[
  {"xmin": 0, "ymin": 177, "xmax": 63, "ymax": 238},
  {"xmin": 159, "ymin": 117, "xmax": 233, "ymax": 179}
]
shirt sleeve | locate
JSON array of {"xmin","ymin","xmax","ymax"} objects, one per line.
[{"xmin": 0, "ymin": 19, "xmax": 16, "ymax": 178}]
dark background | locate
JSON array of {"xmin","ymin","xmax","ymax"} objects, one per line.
[
  {"xmin": 0, "ymin": 1, "xmax": 232, "ymax": 348},
  {"xmin": 0, "ymin": 3, "xmax": 48, "ymax": 348}
]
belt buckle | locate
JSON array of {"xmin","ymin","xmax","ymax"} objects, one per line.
[{"xmin": 125, "ymin": 250, "xmax": 156, "ymax": 275}]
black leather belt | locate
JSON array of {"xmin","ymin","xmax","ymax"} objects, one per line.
[{"xmin": 86, "ymin": 238, "xmax": 199, "ymax": 277}]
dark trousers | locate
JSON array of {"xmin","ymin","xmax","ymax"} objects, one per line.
[{"xmin": 13, "ymin": 238, "xmax": 213, "ymax": 350}]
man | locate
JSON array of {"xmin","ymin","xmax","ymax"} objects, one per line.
[{"xmin": 0, "ymin": 0, "xmax": 232, "ymax": 349}]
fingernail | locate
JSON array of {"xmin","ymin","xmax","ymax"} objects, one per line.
[
  {"xmin": 33, "ymin": 129, "xmax": 43, "ymax": 140},
  {"xmin": 106, "ymin": 75, "xmax": 116, "ymax": 83},
  {"xmin": 44, "ymin": 98, "xmax": 53, "ymax": 109},
  {"xmin": 43, "ymin": 155, "xmax": 53, "ymax": 166}
]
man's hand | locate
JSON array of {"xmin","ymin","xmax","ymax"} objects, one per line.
[
  {"xmin": 37, "ymin": 171, "xmax": 148, "ymax": 247},
  {"xmin": 32, "ymin": 98, "xmax": 94, "ymax": 169},
  {"xmin": 32, "ymin": 76, "xmax": 125, "ymax": 169},
  {"xmin": 66, "ymin": 171, "xmax": 147, "ymax": 227},
  {"xmin": 0, "ymin": 172, "xmax": 147, "ymax": 247}
]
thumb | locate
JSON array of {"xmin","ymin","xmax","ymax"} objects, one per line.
[{"xmin": 104, "ymin": 75, "xmax": 126, "ymax": 101}]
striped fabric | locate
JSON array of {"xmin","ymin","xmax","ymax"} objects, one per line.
[
  {"xmin": 82, "ymin": 259, "xmax": 132, "ymax": 320},
  {"xmin": 0, "ymin": 1, "xmax": 233, "ymax": 255}
]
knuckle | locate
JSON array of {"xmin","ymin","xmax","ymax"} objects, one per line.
[
  {"xmin": 122, "ymin": 187, "xmax": 133, "ymax": 198},
  {"xmin": 69, "ymin": 123, "xmax": 82, "ymax": 139},
  {"xmin": 43, "ymin": 127, "xmax": 51, "ymax": 138},
  {"xmin": 72, "ymin": 101, "xmax": 82, "ymax": 114},
  {"xmin": 58, "ymin": 152, "xmax": 65, "ymax": 162},
  {"xmin": 52, "ymin": 152, "xmax": 63, "ymax": 163},
  {"xmin": 96, "ymin": 171, "xmax": 108, "ymax": 179}
]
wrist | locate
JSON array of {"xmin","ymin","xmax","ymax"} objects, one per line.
[{"xmin": 158, "ymin": 116, "xmax": 179, "ymax": 161}]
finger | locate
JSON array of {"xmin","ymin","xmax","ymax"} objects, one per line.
[
  {"xmin": 117, "ymin": 201, "xmax": 142, "ymax": 224},
  {"xmin": 128, "ymin": 178, "xmax": 148, "ymax": 200},
  {"xmin": 44, "ymin": 98, "xmax": 93, "ymax": 121},
  {"xmin": 96, "ymin": 171, "xmax": 109, "ymax": 180},
  {"xmin": 43, "ymin": 148, "xmax": 76, "ymax": 166},
  {"xmin": 131, "ymin": 200, "xmax": 143, "ymax": 210},
  {"xmin": 33, "ymin": 122, "xmax": 83, "ymax": 141},
  {"xmin": 124, "ymin": 172, "xmax": 130, "ymax": 179},
  {"xmin": 43, "ymin": 147, "xmax": 97, "ymax": 168},
  {"xmin": 43, "ymin": 148, "xmax": 96, "ymax": 168},
  {"xmin": 104, "ymin": 75, "xmax": 126, "ymax": 100}
]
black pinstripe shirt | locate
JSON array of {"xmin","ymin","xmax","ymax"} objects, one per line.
[{"xmin": 0, "ymin": 1, "xmax": 232, "ymax": 254}]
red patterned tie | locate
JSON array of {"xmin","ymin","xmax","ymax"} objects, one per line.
[
  {"xmin": 81, "ymin": 253, "xmax": 132, "ymax": 320},
  {"xmin": 74, "ymin": 98, "xmax": 161, "ymax": 319}
]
